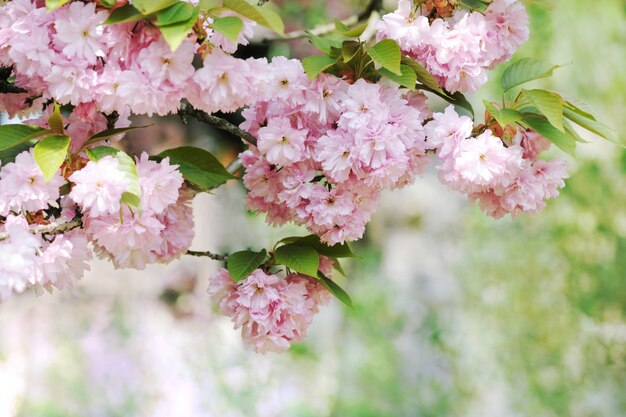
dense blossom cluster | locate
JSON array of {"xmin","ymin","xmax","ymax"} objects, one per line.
[
  {"xmin": 0, "ymin": 0, "xmax": 260, "ymax": 121},
  {"xmin": 0, "ymin": 148, "xmax": 191, "ymax": 301},
  {"xmin": 0, "ymin": 0, "xmax": 582, "ymax": 353},
  {"xmin": 208, "ymin": 265, "xmax": 331, "ymax": 353},
  {"xmin": 425, "ymin": 106, "xmax": 568, "ymax": 218},
  {"xmin": 241, "ymin": 65, "xmax": 431, "ymax": 245},
  {"xmin": 377, "ymin": 0, "xmax": 529, "ymax": 93}
]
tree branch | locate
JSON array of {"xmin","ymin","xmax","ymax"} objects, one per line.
[
  {"xmin": 0, "ymin": 217, "xmax": 83, "ymax": 242},
  {"xmin": 179, "ymin": 102, "xmax": 257, "ymax": 146},
  {"xmin": 185, "ymin": 250, "xmax": 228, "ymax": 261},
  {"xmin": 0, "ymin": 80, "xmax": 27, "ymax": 94}
]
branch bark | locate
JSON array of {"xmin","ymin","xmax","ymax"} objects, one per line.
[
  {"xmin": 185, "ymin": 250, "xmax": 228, "ymax": 261},
  {"xmin": 0, "ymin": 217, "xmax": 83, "ymax": 242},
  {"xmin": 179, "ymin": 102, "xmax": 257, "ymax": 146}
]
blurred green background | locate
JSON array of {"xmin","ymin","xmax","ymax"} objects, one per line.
[{"xmin": 1, "ymin": 1, "xmax": 625, "ymax": 416}]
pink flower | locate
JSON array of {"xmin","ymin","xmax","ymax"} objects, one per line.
[
  {"xmin": 153, "ymin": 189, "xmax": 195, "ymax": 262},
  {"xmin": 137, "ymin": 39, "xmax": 195, "ymax": 86},
  {"xmin": 53, "ymin": 2, "xmax": 108, "ymax": 64},
  {"xmin": 257, "ymin": 117, "xmax": 308, "ymax": 166},
  {"xmin": 36, "ymin": 232, "xmax": 92, "ymax": 291},
  {"xmin": 424, "ymin": 105, "xmax": 474, "ymax": 158},
  {"xmin": 135, "ymin": 152, "xmax": 184, "ymax": 214},
  {"xmin": 69, "ymin": 156, "xmax": 130, "ymax": 217},
  {"xmin": 0, "ymin": 215, "xmax": 39, "ymax": 302},
  {"xmin": 0, "ymin": 149, "xmax": 65, "ymax": 213}
]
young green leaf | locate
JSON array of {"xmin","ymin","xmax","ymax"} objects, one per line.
[
  {"xmin": 291, "ymin": 235, "xmax": 356, "ymax": 258},
  {"xmin": 211, "ymin": 16, "xmax": 244, "ymax": 42},
  {"xmin": 523, "ymin": 115, "xmax": 576, "ymax": 157},
  {"xmin": 501, "ymin": 58, "xmax": 561, "ymax": 92},
  {"xmin": 449, "ymin": 91, "xmax": 474, "ymax": 117},
  {"xmin": 459, "ymin": 0, "xmax": 490, "ymax": 11},
  {"xmin": 563, "ymin": 119, "xmax": 589, "ymax": 144},
  {"xmin": 306, "ymin": 32, "xmax": 342, "ymax": 55},
  {"xmin": 341, "ymin": 41, "xmax": 362, "ymax": 63},
  {"xmin": 402, "ymin": 56, "xmax": 444, "ymax": 95},
  {"xmin": 368, "ymin": 39, "xmax": 402, "ymax": 76},
  {"xmin": 378, "ymin": 64, "xmax": 417, "ymax": 90},
  {"xmin": 45, "ymin": 0, "xmax": 70, "ymax": 11},
  {"xmin": 155, "ymin": 2, "xmax": 196, "ymax": 26},
  {"xmin": 563, "ymin": 108, "xmax": 620, "ymax": 146},
  {"xmin": 223, "ymin": 0, "xmax": 284, "ymax": 35},
  {"xmin": 301, "ymin": 55, "xmax": 337, "ymax": 80},
  {"xmin": 317, "ymin": 272, "xmax": 354, "ymax": 309},
  {"xmin": 47, "ymin": 102, "xmax": 64, "ymax": 135},
  {"xmin": 522, "ymin": 89, "xmax": 564, "ymax": 132},
  {"xmin": 86, "ymin": 146, "xmax": 120, "ymax": 161},
  {"xmin": 0, "ymin": 140, "xmax": 36, "ymax": 165},
  {"xmin": 114, "ymin": 151, "xmax": 142, "ymax": 209},
  {"xmin": 159, "ymin": 9, "xmax": 199, "ymax": 51},
  {"xmin": 483, "ymin": 100, "xmax": 523, "ymax": 128},
  {"xmin": 158, "ymin": 146, "xmax": 235, "ymax": 191},
  {"xmin": 334, "ymin": 19, "xmax": 368, "ymax": 38},
  {"xmin": 274, "ymin": 244, "xmax": 320, "ymax": 277},
  {"xmin": 33, "ymin": 135, "xmax": 70, "ymax": 182},
  {"xmin": 0, "ymin": 125, "xmax": 51, "ymax": 152},
  {"xmin": 227, "ymin": 249, "xmax": 268, "ymax": 282},
  {"xmin": 104, "ymin": 4, "xmax": 146, "ymax": 25},
  {"xmin": 132, "ymin": 0, "xmax": 178, "ymax": 15}
]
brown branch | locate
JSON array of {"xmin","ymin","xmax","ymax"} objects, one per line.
[
  {"xmin": 179, "ymin": 102, "xmax": 257, "ymax": 146},
  {"xmin": 0, "ymin": 217, "xmax": 83, "ymax": 241},
  {"xmin": 185, "ymin": 250, "xmax": 228, "ymax": 261}
]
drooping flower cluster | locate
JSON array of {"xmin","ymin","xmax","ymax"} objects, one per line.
[
  {"xmin": 241, "ymin": 60, "xmax": 431, "ymax": 245},
  {"xmin": 0, "ymin": 148, "xmax": 194, "ymax": 302},
  {"xmin": 208, "ymin": 267, "xmax": 331, "ymax": 354},
  {"xmin": 0, "ymin": 0, "xmax": 265, "ymax": 119},
  {"xmin": 376, "ymin": 0, "xmax": 529, "ymax": 93},
  {"xmin": 425, "ymin": 106, "xmax": 569, "ymax": 218}
]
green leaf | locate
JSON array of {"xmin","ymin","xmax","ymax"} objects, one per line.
[
  {"xmin": 158, "ymin": 146, "xmax": 235, "ymax": 191},
  {"xmin": 483, "ymin": 100, "xmax": 523, "ymax": 128},
  {"xmin": 47, "ymin": 102, "xmax": 64, "ymax": 135},
  {"xmin": 274, "ymin": 244, "xmax": 320, "ymax": 277},
  {"xmin": 341, "ymin": 40, "xmax": 361, "ymax": 63},
  {"xmin": 45, "ymin": 0, "xmax": 70, "ymax": 11},
  {"xmin": 292, "ymin": 235, "xmax": 356, "ymax": 259},
  {"xmin": 132, "ymin": 0, "xmax": 178, "ymax": 15},
  {"xmin": 522, "ymin": 89, "xmax": 564, "ymax": 132},
  {"xmin": 368, "ymin": 39, "xmax": 402, "ymax": 75},
  {"xmin": 98, "ymin": 0, "xmax": 117, "ymax": 8},
  {"xmin": 563, "ymin": 119, "xmax": 589, "ymax": 144},
  {"xmin": 334, "ymin": 19, "xmax": 368, "ymax": 38},
  {"xmin": 302, "ymin": 55, "xmax": 337, "ymax": 80},
  {"xmin": 159, "ymin": 9, "xmax": 199, "ymax": 51},
  {"xmin": 448, "ymin": 91, "xmax": 474, "ymax": 117},
  {"xmin": 114, "ymin": 151, "xmax": 141, "ymax": 209},
  {"xmin": 227, "ymin": 249, "xmax": 268, "ymax": 282},
  {"xmin": 155, "ymin": 2, "xmax": 196, "ymax": 26},
  {"xmin": 459, "ymin": 0, "xmax": 490, "ymax": 11},
  {"xmin": 563, "ymin": 107, "xmax": 621, "ymax": 146},
  {"xmin": 501, "ymin": 58, "xmax": 561, "ymax": 92},
  {"xmin": 563, "ymin": 97, "xmax": 597, "ymax": 120},
  {"xmin": 33, "ymin": 135, "xmax": 70, "ymax": 182},
  {"xmin": 211, "ymin": 16, "xmax": 244, "ymax": 42},
  {"xmin": 104, "ymin": 4, "xmax": 146, "ymax": 25},
  {"xmin": 378, "ymin": 64, "xmax": 417, "ymax": 90},
  {"xmin": 0, "ymin": 140, "xmax": 36, "ymax": 164},
  {"xmin": 0, "ymin": 125, "xmax": 51, "ymax": 152},
  {"xmin": 81, "ymin": 125, "xmax": 152, "ymax": 150},
  {"xmin": 223, "ymin": 0, "xmax": 284, "ymax": 34},
  {"xmin": 86, "ymin": 146, "xmax": 120, "ymax": 161},
  {"xmin": 401, "ymin": 56, "xmax": 444, "ymax": 95},
  {"xmin": 317, "ymin": 272, "xmax": 354, "ymax": 309},
  {"xmin": 307, "ymin": 32, "xmax": 342, "ymax": 55},
  {"xmin": 523, "ymin": 115, "xmax": 576, "ymax": 157}
]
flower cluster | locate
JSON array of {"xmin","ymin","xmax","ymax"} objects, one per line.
[
  {"xmin": 0, "ymin": 148, "xmax": 194, "ymax": 302},
  {"xmin": 0, "ymin": 0, "xmax": 264, "ymax": 119},
  {"xmin": 241, "ymin": 59, "xmax": 431, "ymax": 245},
  {"xmin": 425, "ymin": 106, "xmax": 569, "ymax": 218},
  {"xmin": 376, "ymin": 0, "xmax": 529, "ymax": 93},
  {"xmin": 208, "ymin": 267, "xmax": 331, "ymax": 354}
]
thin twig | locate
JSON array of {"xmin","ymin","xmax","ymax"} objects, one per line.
[
  {"xmin": 0, "ymin": 217, "xmax": 83, "ymax": 241},
  {"xmin": 185, "ymin": 250, "xmax": 228, "ymax": 261},
  {"xmin": 179, "ymin": 102, "xmax": 257, "ymax": 146}
]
